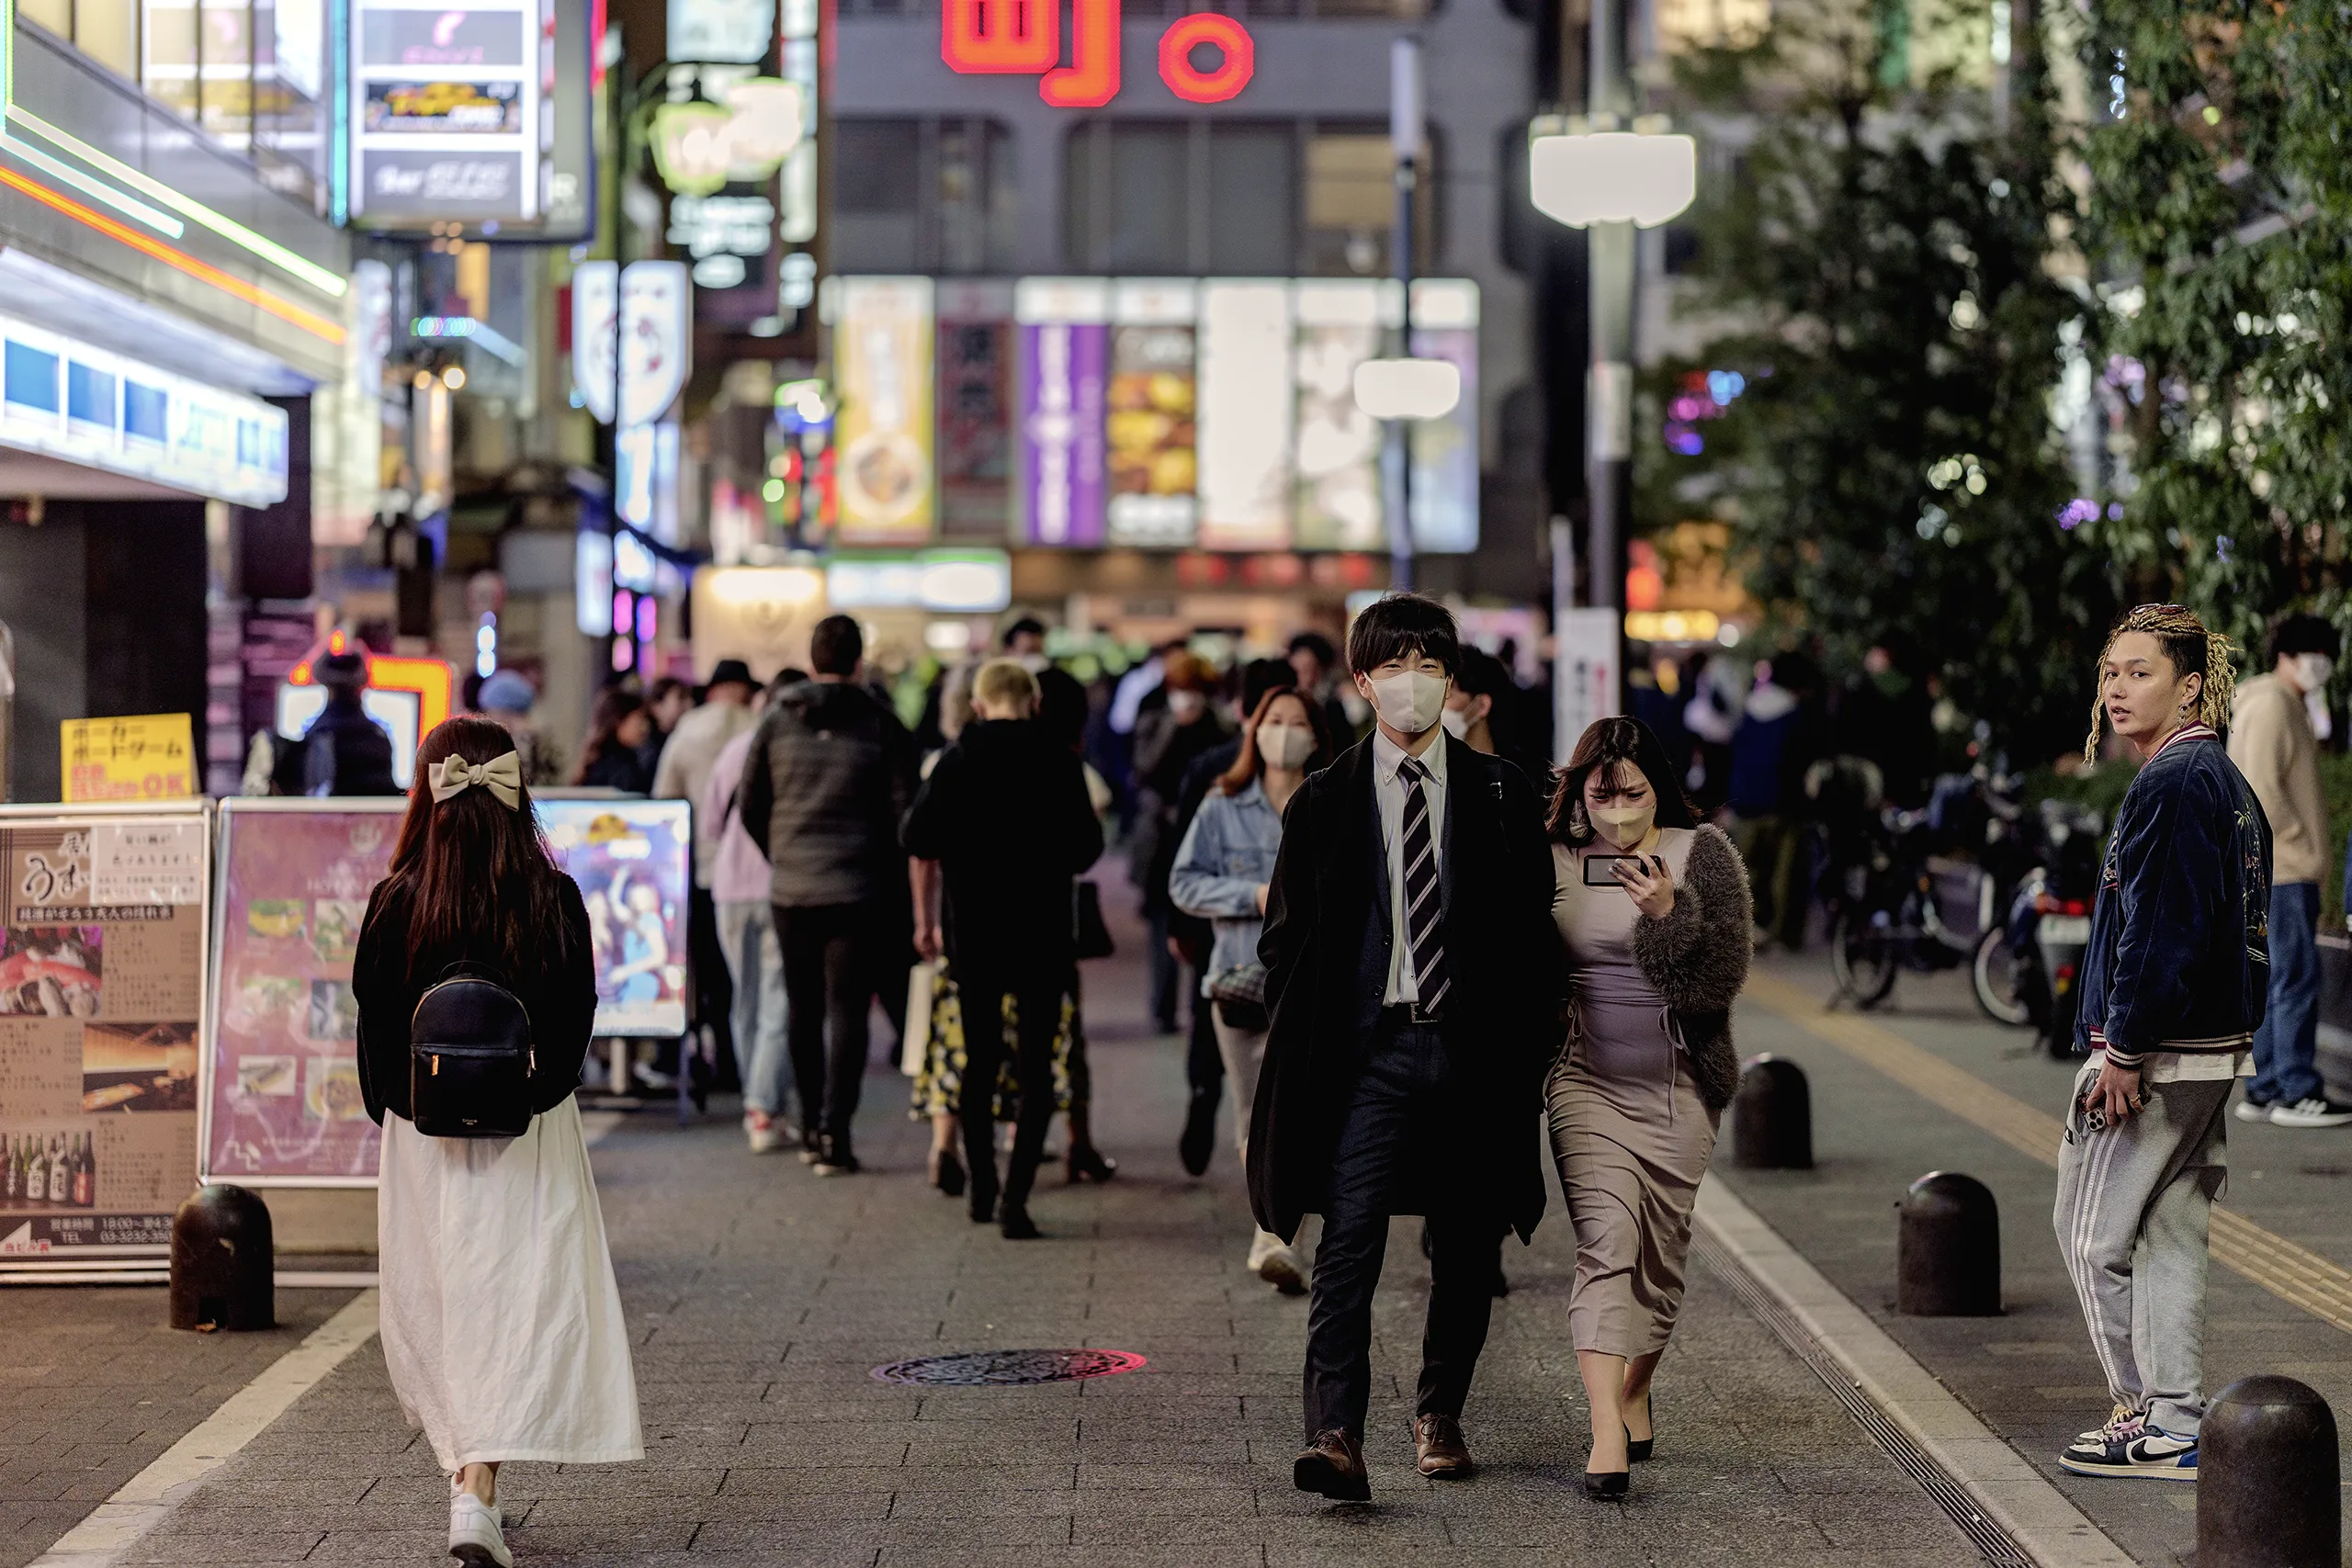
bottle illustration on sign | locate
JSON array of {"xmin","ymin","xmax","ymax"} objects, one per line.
[
  {"xmin": 4, "ymin": 1134, "xmax": 96, "ymax": 1210},
  {"xmin": 940, "ymin": 0, "xmax": 1251, "ymax": 106}
]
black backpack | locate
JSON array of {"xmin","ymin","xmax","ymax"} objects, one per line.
[{"xmin": 409, "ymin": 963, "xmax": 536, "ymax": 1138}]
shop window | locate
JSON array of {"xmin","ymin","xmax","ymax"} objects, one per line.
[{"xmin": 834, "ymin": 117, "xmax": 1016, "ymax": 274}]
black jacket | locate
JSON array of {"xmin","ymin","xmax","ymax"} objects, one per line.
[
  {"xmin": 351, "ymin": 874, "xmax": 597, "ymax": 1124},
  {"xmin": 2076, "ymin": 728, "xmax": 2271, "ymax": 1066},
  {"xmin": 901, "ymin": 718, "xmax": 1104, "ymax": 972},
  {"xmin": 274, "ymin": 695, "xmax": 401, "ymax": 797},
  {"xmin": 739, "ymin": 679, "xmax": 919, "ymax": 909},
  {"xmin": 1248, "ymin": 735, "xmax": 1559, "ymax": 1245}
]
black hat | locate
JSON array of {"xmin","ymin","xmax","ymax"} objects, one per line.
[{"xmin": 707, "ymin": 659, "xmax": 755, "ymax": 692}]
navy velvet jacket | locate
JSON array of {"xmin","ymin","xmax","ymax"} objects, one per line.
[{"xmin": 2075, "ymin": 727, "xmax": 2272, "ymax": 1068}]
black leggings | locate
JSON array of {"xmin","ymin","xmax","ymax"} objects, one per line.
[{"xmin": 955, "ymin": 966, "xmax": 1066, "ymax": 1210}]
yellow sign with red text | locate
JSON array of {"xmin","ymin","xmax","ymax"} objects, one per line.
[{"xmin": 60, "ymin": 714, "xmax": 198, "ymax": 803}]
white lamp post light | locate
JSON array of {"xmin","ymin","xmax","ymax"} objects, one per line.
[
  {"xmin": 1527, "ymin": 127, "xmax": 1696, "ymax": 229},
  {"xmin": 1352, "ymin": 356, "xmax": 1461, "ymax": 422}
]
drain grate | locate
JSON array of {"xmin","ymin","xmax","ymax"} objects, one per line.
[
  {"xmin": 870, "ymin": 1348, "xmax": 1148, "ymax": 1386},
  {"xmin": 1691, "ymin": 1230, "xmax": 2035, "ymax": 1568}
]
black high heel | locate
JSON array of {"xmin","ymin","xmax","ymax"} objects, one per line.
[
  {"xmin": 1066, "ymin": 1144, "xmax": 1117, "ymax": 1183},
  {"xmin": 1583, "ymin": 1470, "xmax": 1629, "ymax": 1500},
  {"xmin": 1626, "ymin": 1393, "xmax": 1654, "ymax": 1463},
  {"xmin": 930, "ymin": 1147, "xmax": 966, "ymax": 1199},
  {"xmin": 967, "ymin": 1164, "xmax": 1000, "ymax": 1224}
]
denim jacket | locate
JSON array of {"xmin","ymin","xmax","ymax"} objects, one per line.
[
  {"xmin": 2075, "ymin": 725, "xmax": 2272, "ymax": 1067},
  {"xmin": 1170, "ymin": 778, "xmax": 1285, "ymax": 978}
]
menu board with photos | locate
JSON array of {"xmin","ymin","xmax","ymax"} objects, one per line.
[
  {"xmin": 201, "ymin": 800, "xmax": 401, "ymax": 1187},
  {"xmin": 0, "ymin": 806, "xmax": 210, "ymax": 1273}
]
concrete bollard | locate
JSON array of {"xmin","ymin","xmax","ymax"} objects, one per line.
[
  {"xmin": 2199, "ymin": 1376, "xmax": 2339, "ymax": 1568},
  {"xmin": 1896, "ymin": 1171, "xmax": 2000, "ymax": 1316},
  {"xmin": 1732, "ymin": 1055, "xmax": 1814, "ymax": 1169},
  {"xmin": 169, "ymin": 1184, "xmax": 275, "ymax": 1332}
]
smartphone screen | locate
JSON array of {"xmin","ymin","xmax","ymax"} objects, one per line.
[{"xmin": 1581, "ymin": 854, "xmax": 1665, "ymax": 887}]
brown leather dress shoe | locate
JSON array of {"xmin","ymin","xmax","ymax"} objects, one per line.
[
  {"xmin": 1294, "ymin": 1428, "xmax": 1372, "ymax": 1501},
  {"xmin": 1414, "ymin": 1413, "xmax": 1475, "ymax": 1477}
]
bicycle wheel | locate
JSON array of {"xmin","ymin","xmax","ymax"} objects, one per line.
[
  {"xmin": 1829, "ymin": 909, "xmax": 1898, "ymax": 1009},
  {"xmin": 1971, "ymin": 928, "xmax": 2032, "ymax": 1027}
]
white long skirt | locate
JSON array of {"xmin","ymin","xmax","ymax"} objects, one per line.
[{"xmin": 379, "ymin": 1097, "xmax": 645, "ymax": 1472}]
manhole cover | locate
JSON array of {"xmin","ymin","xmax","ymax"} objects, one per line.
[{"xmin": 870, "ymin": 1348, "xmax": 1147, "ymax": 1386}]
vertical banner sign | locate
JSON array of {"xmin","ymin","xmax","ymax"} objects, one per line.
[
  {"xmin": 936, "ymin": 279, "xmax": 1016, "ymax": 540},
  {"xmin": 571, "ymin": 260, "xmax": 618, "ymax": 423},
  {"xmin": 0, "ymin": 807, "xmax": 209, "ymax": 1275},
  {"xmin": 60, "ymin": 716, "xmax": 198, "ymax": 804},
  {"xmin": 618, "ymin": 261, "xmax": 693, "ymax": 428},
  {"xmin": 835, "ymin": 276, "xmax": 938, "ymax": 546},
  {"xmin": 1556, "ymin": 605, "xmax": 1623, "ymax": 752},
  {"xmin": 1105, "ymin": 278, "xmax": 1197, "ymax": 548},
  {"xmin": 201, "ymin": 801, "xmax": 401, "ymax": 1185},
  {"xmin": 1291, "ymin": 279, "xmax": 1384, "ymax": 552},
  {"xmin": 1196, "ymin": 280, "xmax": 1294, "ymax": 551},
  {"xmin": 1408, "ymin": 278, "xmax": 1481, "ymax": 554},
  {"xmin": 1014, "ymin": 277, "xmax": 1110, "ymax": 547}
]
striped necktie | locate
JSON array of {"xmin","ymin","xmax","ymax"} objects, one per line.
[{"xmin": 1396, "ymin": 755, "xmax": 1448, "ymax": 1015}]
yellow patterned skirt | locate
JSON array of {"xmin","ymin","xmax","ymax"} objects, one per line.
[{"xmin": 909, "ymin": 978, "xmax": 1078, "ymax": 1121}]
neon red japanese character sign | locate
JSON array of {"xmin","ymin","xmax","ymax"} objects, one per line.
[{"xmin": 941, "ymin": 0, "xmax": 1254, "ymax": 107}]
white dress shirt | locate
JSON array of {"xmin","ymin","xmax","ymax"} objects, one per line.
[{"xmin": 1371, "ymin": 728, "xmax": 1447, "ymax": 1004}]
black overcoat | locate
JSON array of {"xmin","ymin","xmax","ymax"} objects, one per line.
[{"xmin": 1246, "ymin": 734, "xmax": 1560, "ymax": 1245}]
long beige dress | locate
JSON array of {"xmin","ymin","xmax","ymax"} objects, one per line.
[{"xmin": 1547, "ymin": 828, "xmax": 1719, "ymax": 1357}]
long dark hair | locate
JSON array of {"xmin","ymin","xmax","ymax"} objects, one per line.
[
  {"xmin": 1216, "ymin": 685, "xmax": 1333, "ymax": 795},
  {"xmin": 571, "ymin": 688, "xmax": 645, "ymax": 784},
  {"xmin": 385, "ymin": 716, "xmax": 572, "ymax": 981},
  {"xmin": 1546, "ymin": 716, "xmax": 1698, "ymax": 845}
]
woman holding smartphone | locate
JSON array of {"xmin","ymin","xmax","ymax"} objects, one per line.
[{"xmin": 1547, "ymin": 716, "xmax": 1751, "ymax": 1498}]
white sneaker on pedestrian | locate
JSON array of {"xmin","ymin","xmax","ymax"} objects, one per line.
[
  {"xmin": 448, "ymin": 1490, "xmax": 513, "ymax": 1567},
  {"xmin": 744, "ymin": 1111, "xmax": 779, "ymax": 1155},
  {"xmin": 1247, "ymin": 1230, "xmax": 1308, "ymax": 1296},
  {"xmin": 2234, "ymin": 1097, "xmax": 2275, "ymax": 1123},
  {"xmin": 2058, "ymin": 1412, "xmax": 2196, "ymax": 1480},
  {"xmin": 2269, "ymin": 1096, "xmax": 2352, "ymax": 1129}
]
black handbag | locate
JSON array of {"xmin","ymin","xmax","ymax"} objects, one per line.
[
  {"xmin": 1207, "ymin": 963, "xmax": 1271, "ymax": 1032},
  {"xmin": 408, "ymin": 963, "xmax": 536, "ymax": 1139},
  {"xmin": 1073, "ymin": 881, "xmax": 1115, "ymax": 960}
]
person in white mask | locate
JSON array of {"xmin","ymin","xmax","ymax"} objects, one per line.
[
  {"xmin": 1250, "ymin": 593, "xmax": 1558, "ymax": 1502},
  {"xmin": 2226, "ymin": 613, "xmax": 2350, "ymax": 1127},
  {"xmin": 1170, "ymin": 687, "xmax": 1335, "ymax": 1292},
  {"xmin": 1545, "ymin": 716, "xmax": 1752, "ymax": 1499}
]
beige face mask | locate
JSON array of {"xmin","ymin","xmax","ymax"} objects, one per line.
[{"xmin": 1589, "ymin": 800, "xmax": 1656, "ymax": 850}]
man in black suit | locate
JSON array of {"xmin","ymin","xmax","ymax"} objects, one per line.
[{"xmin": 1250, "ymin": 593, "xmax": 1557, "ymax": 1501}]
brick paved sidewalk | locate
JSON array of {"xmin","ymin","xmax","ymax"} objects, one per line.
[{"xmin": 107, "ymin": 999, "xmax": 1986, "ymax": 1568}]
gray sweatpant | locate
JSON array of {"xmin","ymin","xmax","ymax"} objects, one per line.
[{"xmin": 2052, "ymin": 1062, "xmax": 2232, "ymax": 1438}]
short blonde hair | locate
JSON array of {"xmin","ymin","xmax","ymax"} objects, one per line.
[{"xmin": 972, "ymin": 658, "xmax": 1041, "ymax": 716}]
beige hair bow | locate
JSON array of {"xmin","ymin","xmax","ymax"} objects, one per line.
[{"xmin": 428, "ymin": 751, "xmax": 523, "ymax": 810}]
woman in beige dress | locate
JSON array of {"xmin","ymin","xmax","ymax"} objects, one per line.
[{"xmin": 1547, "ymin": 716, "xmax": 1752, "ymax": 1498}]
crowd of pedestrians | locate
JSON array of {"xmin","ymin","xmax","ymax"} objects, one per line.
[{"xmin": 335, "ymin": 589, "xmax": 2352, "ymax": 1564}]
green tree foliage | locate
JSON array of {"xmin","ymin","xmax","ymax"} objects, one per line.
[
  {"xmin": 1646, "ymin": 0, "xmax": 2118, "ymax": 762},
  {"xmin": 2073, "ymin": 1, "xmax": 2352, "ymax": 660}
]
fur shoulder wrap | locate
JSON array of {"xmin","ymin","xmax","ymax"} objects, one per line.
[{"xmin": 1630, "ymin": 822, "xmax": 1754, "ymax": 1111}]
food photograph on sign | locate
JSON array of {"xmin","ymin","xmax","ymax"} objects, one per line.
[
  {"xmin": 835, "ymin": 277, "xmax": 937, "ymax": 544},
  {"xmin": 365, "ymin": 79, "xmax": 525, "ymax": 133},
  {"xmin": 537, "ymin": 800, "xmax": 692, "ymax": 1038},
  {"xmin": 202, "ymin": 805, "xmax": 398, "ymax": 1185},
  {"xmin": 1, "ymin": 817, "xmax": 207, "ymax": 1259},
  {"xmin": 1105, "ymin": 319, "xmax": 1197, "ymax": 548}
]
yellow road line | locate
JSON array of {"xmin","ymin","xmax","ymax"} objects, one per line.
[{"xmin": 1745, "ymin": 970, "xmax": 2352, "ymax": 1337}]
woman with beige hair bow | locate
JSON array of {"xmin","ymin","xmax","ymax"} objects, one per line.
[
  {"xmin": 353, "ymin": 716, "xmax": 643, "ymax": 1566},
  {"xmin": 2052, "ymin": 604, "xmax": 2269, "ymax": 1485}
]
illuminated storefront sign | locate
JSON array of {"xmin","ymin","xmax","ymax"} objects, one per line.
[
  {"xmin": 940, "ymin": 0, "xmax": 1252, "ymax": 107},
  {"xmin": 345, "ymin": 0, "xmax": 595, "ymax": 237},
  {"xmin": 834, "ymin": 276, "xmax": 935, "ymax": 545},
  {"xmin": 1015, "ymin": 276, "xmax": 1108, "ymax": 547},
  {"xmin": 1408, "ymin": 278, "xmax": 1480, "ymax": 554},
  {"xmin": 670, "ymin": 0, "xmax": 775, "ymax": 63},
  {"xmin": 1105, "ymin": 278, "xmax": 1195, "ymax": 547},
  {"xmin": 1195, "ymin": 278, "xmax": 1293, "ymax": 551},
  {"xmin": 571, "ymin": 260, "xmax": 692, "ymax": 426},
  {"xmin": 0, "ymin": 312, "xmax": 288, "ymax": 505},
  {"xmin": 826, "ymin": 548, "xmax": 1012, "ymax": 613}
]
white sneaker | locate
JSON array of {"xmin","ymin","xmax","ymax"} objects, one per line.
[
  {"xmin": 744, "ymin": 1111, "xmax": 779, "ymax": 1154},
  {"xmin": 448, "ymin": 1490, "xmax": 513, "ymax": 1568},
  {"xmin": 1247, "ymin": 1231, "xmax": 1308, "ymax": 1296},
  {"xmin": 2234, "ymin": 1098, "xmax": 2275, "ymax": 1123},
  {"xmin": 2270, "ymin": 1096, "xmax": 2352, "ymax": 1129}
]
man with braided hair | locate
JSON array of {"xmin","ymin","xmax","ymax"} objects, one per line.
[{"xmin": 2055, "ymin": 604, "xmax": 2272, "ymax": 1482}]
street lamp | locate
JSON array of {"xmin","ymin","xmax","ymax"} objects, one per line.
[
  {"xmin": 1353, "ymin": 356, "xmax": 1461, "ymax": 422},
  {"xmin": 1529, "ymin": 96, "xmax": 1696, "ymax": 758}
]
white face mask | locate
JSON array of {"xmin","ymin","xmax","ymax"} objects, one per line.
[
  {"xmin": 1259, "ymin": 724, "xmax": 1315, "ymax": 771},
  {"xmin": 1589, "ymin": 800, "xmax": 1656, "ymax": 850},
  {"xmin": 1017, "ymin": 652, "xmax": 1051, "ymax": 675},
  {"xmin": 1440, "ymin": 707, "xmax": 1471, "ymax": 740},
  {"xmin": 2294, "ymin": 652, "xmax": 2335, "ymax": 692},
  {"xmin": 1167, "ymin": 689, "xmax": 1206, "ymax": 723},
  {"xmin": 1366, "ymin": 670, "xmax": 1449, "ymax": 736}
]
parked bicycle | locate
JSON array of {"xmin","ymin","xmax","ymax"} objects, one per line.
[
  {"xmin": 1820, "ymin": 764, "xmax": 2028, "ymax": 1010},
  {"xmin": 1971, "ymin": 796, "xmax": 2104, "ymax": 1055}
]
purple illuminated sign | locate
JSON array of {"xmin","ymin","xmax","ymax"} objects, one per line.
[{"xmin": 1018, "ymin": 321, "xmax": 1108, "ymax": 547}]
